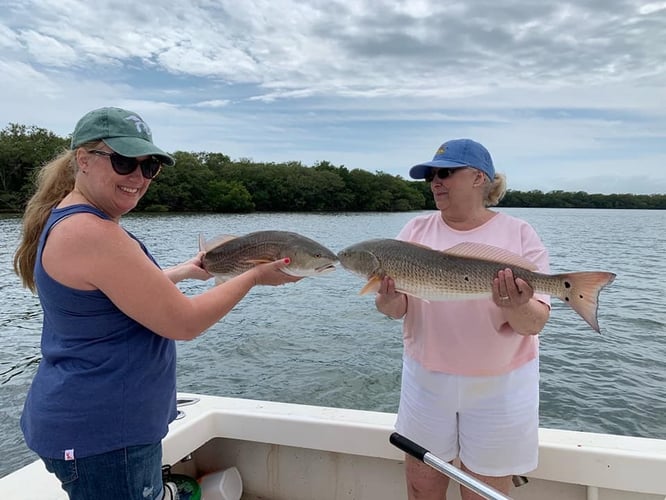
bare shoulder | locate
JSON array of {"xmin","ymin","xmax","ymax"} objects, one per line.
[
  {"xmin": 44, "ymin": 212, "xmax": 140, "ymax": 289},
  {"xmin": 53, "ymin": 213, "xmax": 130, "ymax": 253}
]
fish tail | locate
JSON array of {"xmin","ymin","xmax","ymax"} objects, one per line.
[
  {"xmin": 555, "ymin": 271, "xmax": 616, "ymax": 333},
  {"xmin": 198, "ymin": 233, "xmax": 206, "ymax": 252}
]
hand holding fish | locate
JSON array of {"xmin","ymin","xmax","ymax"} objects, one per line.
[
  {"xmin": 492, "ymin": 268, "xmax": 550, "ymax": 335},
  {"xmin": 164, "ymin": 251, "xmax": 213, "ymax": 283},
  {"xmin": 375, "ymin": 276, "xmax": 407, "ymax": 319},
  {"xmin": 492, "ymin": 268, "xmax": 533, "ymax": 308},
  {"xmin": 249, "ymin": 258, "xmax": 303, "ymax": 287}
]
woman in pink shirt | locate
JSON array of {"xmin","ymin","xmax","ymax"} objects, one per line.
[{"xmin": 376, "ymin": 138, "xmax": 551, "ymax": 500}]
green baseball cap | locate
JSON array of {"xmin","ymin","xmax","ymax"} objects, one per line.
[{"xmin": 70, "ymin": 107, "xmax": 175, "ymax": 166}]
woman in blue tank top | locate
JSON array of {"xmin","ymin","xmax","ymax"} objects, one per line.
[{"xmin": 13, "ymin": 107, "xmax": 301, "ymax": 500}]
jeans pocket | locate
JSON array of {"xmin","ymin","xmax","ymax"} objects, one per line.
[{"xmin": 42, "ymin": 457, "xmax": 79, "ymax": 485}]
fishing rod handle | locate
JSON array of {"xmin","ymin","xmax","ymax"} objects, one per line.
[
  {"xmin": 390, "ymin": 432, "xmax": 428, "ymax": 460},
  {"xmin": 390, "ymin": 432, "xmax": 514, "ymax": 500}
]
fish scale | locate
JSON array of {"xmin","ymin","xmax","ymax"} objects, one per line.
[
  {"xmin": 200, "ymin": 230, "xmax": 338, "ymax": 282},
  {"xmin": 205, "ymin": 238, "xmax": 290, "ymax": 276},
  {"xmin": 337, "ymin": 238, "xmax": 616, "ymax": 332},
  {"xmin": 382, "ymin": 250, "xmax": 566, "ymax": 299}
]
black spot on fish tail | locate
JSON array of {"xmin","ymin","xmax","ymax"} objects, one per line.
[{"xmin": 563, "ymin": 281, "xmax": 572, "ymax": 302}]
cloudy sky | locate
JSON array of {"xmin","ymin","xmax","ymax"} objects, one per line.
[{"xmin": 2, "ymin": 0, "xmax": 665, "ymax": 194}]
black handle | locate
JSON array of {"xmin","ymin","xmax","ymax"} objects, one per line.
[
  {"xmin": 390, "ymin": 432, "xmax": 428, "ymax": 461},
  {"xmin": 390, "ymin": 432, "xmax": 516, "ymax": 500}
]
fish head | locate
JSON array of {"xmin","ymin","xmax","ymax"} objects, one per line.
[
  {"xmin": 336, "ymin": 241, "xmax": 383, "ymax": 278},
  {"xmin": 280, "ymin": 239, "xmax": 338, "ymax": 277}
]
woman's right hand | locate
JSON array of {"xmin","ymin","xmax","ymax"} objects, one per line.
[
  {"xmin": 375, "ymin": 276, "xmax": 407, "ymax": 319},
  {"xmin": 251, "ymin": 258, "xmax": 303, "ymax": 286},
  {"xmin": 377, "ymin": 275, "xmax": 400, "ymax": 296}
]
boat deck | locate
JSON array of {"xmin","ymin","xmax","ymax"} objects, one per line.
[{"xmin": 2, "ymin": 393, "xmax": 665, "ymax": 499}]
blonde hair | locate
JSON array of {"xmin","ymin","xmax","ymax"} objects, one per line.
[
  {"xmin": 483, "ymin": 172, "xmax": 507, "ymax": 207},
  {"xmin": 13, "ymin": 148, "xmax": 80, "ymax": 292}
]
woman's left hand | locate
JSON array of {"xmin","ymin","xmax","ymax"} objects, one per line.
[
  {"xmin": 492, "ymin": 268, "xmax": 533, "ymax": 308},
  {"xmin": 165, "ymin": 251, "xmax": 212, "ymax": 283}
]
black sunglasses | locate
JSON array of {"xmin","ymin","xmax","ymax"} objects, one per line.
[
  {"xmin": 87, "ymin": 150, "xmax": 163, "ymax": 179},
  {"xmin": 424, "ymin": 167, "xmax": 459, "ymax": 183}
]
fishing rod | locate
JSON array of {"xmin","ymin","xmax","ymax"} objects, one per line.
[{"xmin": 390, "ymin": 432, "xmax": 514, "ymax": 500}]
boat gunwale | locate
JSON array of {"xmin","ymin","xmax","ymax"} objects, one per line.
[
  {"xmin": 1, "ymin": 393, "xmax": 664, "ymax": 497},
  {"xmin": 166, "ymin": 393, "xmax": 666, "ymax": 496}
]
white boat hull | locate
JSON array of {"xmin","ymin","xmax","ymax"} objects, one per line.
[{"xmin": 1, "ymin": 393, "xmax": 665, "ymax": 499}]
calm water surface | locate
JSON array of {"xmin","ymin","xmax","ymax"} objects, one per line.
[{"xmin": 1, "ymin": 208, "xmax": 665, "ymax": 478}]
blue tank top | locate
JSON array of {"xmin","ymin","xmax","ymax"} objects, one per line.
[{"xmin": 21, "ymin": 204, "xmax": 178, "ymax": 459}]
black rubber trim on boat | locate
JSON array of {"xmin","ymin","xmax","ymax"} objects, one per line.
[{"xmin": 176, "ymin": 397, "xmax": 200, "ymax": 407}]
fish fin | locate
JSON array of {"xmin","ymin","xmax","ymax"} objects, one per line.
[
  {"xmin": 554, "ymin": 271, "xmax": 616, "ymax": 333},
  {"xmin": 409, "ymin": 241, "xmax": 436, "ymax": 250},
  {"xmin": 200, "ymin": 234, "xmax": 238, "ymax": 252},
  {"xmin": 244, "ymin": 259, "xmax": 274, "ymax": 265},
  {"xmin": 443, "ymin": 242, "xmax": 539, "ymax": 271},
  {"xmin": 359, "ymin": 277, "xmax": 382, "ymax": 295},
  {"xmin": 395, "ymin": 288, "xmax": 431, "ymax": 303},
  {"xmin": 214, "ymin": 276, "xmax": 229, "ymax": 285}
]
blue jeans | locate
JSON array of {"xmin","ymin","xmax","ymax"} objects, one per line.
[{"xmin": 41, "ymin": 442, "xmax": 165, "ymax": 500}]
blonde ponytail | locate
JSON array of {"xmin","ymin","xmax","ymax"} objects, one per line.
[
  {"xmin": 484, "ymin": 172, "xmax": 507, "ymax": 207},
  {"xmin": 13, "ymin": 149, "xmax": 78, "ymax": 292}
]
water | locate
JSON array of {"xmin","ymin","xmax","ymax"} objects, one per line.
[{"xmin": 1, "ymin": 209, "xmax": 665, "ymax": 478}]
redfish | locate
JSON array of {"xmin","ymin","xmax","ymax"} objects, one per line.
[
  {"xmin": 200, "ymin": 230, "xmax": 337, "ymax": 283},
  {"xmin": 337, "ymin": 239, "xmax": 616, "ymax": 332}
]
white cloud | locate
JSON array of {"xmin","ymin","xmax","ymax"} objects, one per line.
[
  {"xmin": 639, "ymin": 1, "xmax": 666, "ymax": 15},
  {"xmin": 21, "ymin": 30, "xmax": 78, "ymax": 67},
  {"xmin": 193, "ymin": 99, "xmax": 231, "ymax": 108},
  {"xmin": 0, "ymin": 0, "xmax": 665, "ymax": 194},
  {"xmin": 0, "ymin": 22, "xmax": 19, "ymax": 48}
]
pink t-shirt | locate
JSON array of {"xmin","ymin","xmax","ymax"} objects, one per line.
[{"xmin": 397, "ymin": 211, "xmax": 550, "ymax": 376}]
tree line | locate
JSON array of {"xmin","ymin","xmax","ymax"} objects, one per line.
[{"xmin": 1, "ymin": 123, "xmax": 664, "ymax": 213}]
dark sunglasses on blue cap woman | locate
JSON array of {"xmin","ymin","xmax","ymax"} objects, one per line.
[{"xmin": 424, "ymin": 167, "xmax": 462, "ymax": 183}]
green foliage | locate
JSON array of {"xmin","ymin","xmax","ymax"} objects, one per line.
[
  {"xmin": 0, "ymin": 123, "xmax": 69, "ymax": 211},
  {"xmin": 499, "ymin": 189, "xmax": 666, "ymax": 210},
  {"xmin": 207, "ymin": 180, "xmax": 254, "ymax": 212},
  {"xmin": 2, "ymin": 122, "xmax": 665, "ymax": 212}
]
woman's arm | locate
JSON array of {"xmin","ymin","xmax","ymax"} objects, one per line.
[{"xmin": 43, "ymin": 215, "xmax": 301, "ymax": 341}]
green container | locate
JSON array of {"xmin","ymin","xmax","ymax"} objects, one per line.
[{"xmin": 171, "ymin": 474, "xmax": 202, "ymax": 500}]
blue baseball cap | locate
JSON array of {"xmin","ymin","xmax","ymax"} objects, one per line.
[{"xmin": 409, "ymin": 138, "xmax": 495, "ymax": 181}]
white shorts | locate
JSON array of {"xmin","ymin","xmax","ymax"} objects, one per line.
[{"xmin": 395, "ymin": 355, "xmax": 539, "ymax": 476}]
